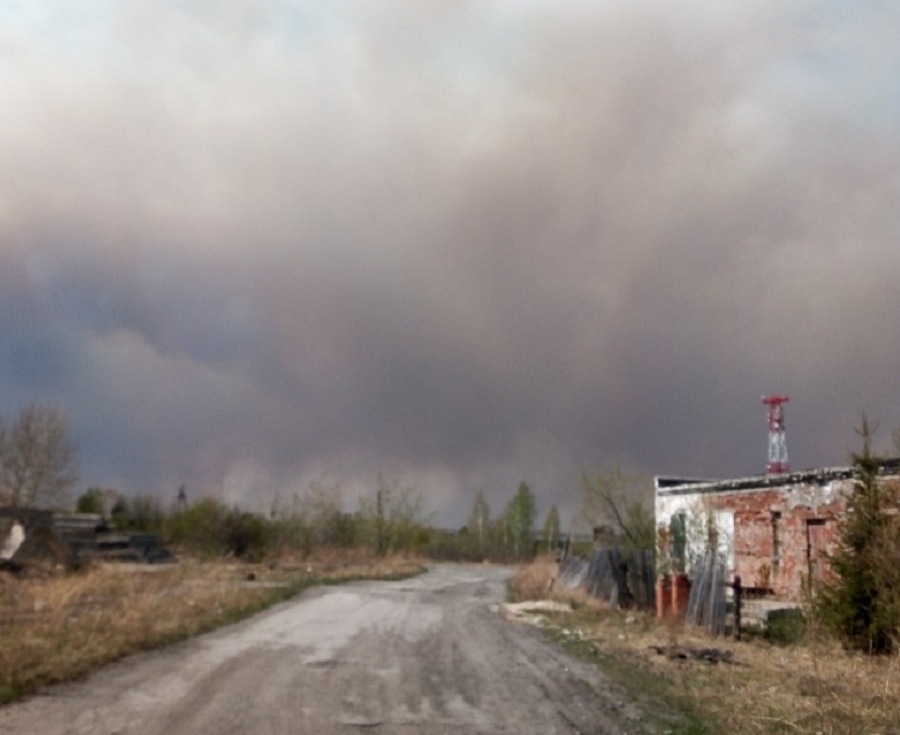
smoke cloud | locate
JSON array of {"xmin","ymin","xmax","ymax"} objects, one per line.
[{"xmin": 2, "ymin": 1, "xmax": 899, "ymax": 526}]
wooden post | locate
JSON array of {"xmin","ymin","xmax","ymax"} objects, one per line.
[{"xmin": 733, "ymin": 575, "xmax": 742, "ymax": 641}]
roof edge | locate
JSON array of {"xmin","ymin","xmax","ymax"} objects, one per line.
[{"xmin": 655, "ymin": 458, "xmax": 900, "ymax": 497}]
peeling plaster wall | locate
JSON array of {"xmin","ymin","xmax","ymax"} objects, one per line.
[{"xmin": 656, "ymin": 467, "xmax": 899, "ymax": 601}]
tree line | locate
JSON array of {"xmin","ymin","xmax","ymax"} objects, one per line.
[
  {"xmin": 73, "ymin": 476, "xmax": 564, "ymax": 564},
  {"xmin": 0, "ymin": 402, "xmax": 639, "ymax": 563}
]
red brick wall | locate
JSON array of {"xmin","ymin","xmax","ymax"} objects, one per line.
[{"xmin": 708, "ymin": 483, "xmax": 847, "ymax": 600}]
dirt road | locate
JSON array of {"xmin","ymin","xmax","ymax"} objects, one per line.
[{"xmin": 0, "ymin": 564, "xmax": 644, "ymax": 734}]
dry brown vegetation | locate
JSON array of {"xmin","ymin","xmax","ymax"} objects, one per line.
[
  {"xmin": 0, "ymin": 551, "xmax": 422, "ymax": 704},
  {"xmin": 510, "ymin": 556, "xmax": 900, "ymax": 735}
]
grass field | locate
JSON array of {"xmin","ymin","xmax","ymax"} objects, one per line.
[
  {"xmin": 0, "ymin": 551, "xmax": 423, "ymax": 705},
  {"xmin": 510, "ymin": 556, "xmax": 900, "ymax": 735}
]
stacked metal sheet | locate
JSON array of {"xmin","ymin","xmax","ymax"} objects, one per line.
[
  {"xmin": 557, "ymin": 547, "xmax": 657, "ymax": 611},
  {"xmin": 685, "ymin": 552, "xmax": 728, "ymax": 635}
]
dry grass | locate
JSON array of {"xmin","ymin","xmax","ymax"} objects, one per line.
[
  {"xmin": 510, "ymin": 555, "xmax": 608, "ymax": 614},
  {"xmin": 511, "ymin": 557, "xmax": 900, "ymax": 735},
  {"xmin": 508, "ymin": 554, "xmax": 561, "ymax": 600},
  {"xmin": 0, "ymin": 551, "xmax": 422, "ymax": 704},
  {"xmin": 270, "ymin": 546, "xmax": 423, "ymax": 581}
]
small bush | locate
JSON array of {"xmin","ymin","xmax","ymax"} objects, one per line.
[{"xmin": 764, "ymin": 609, "xmax": 806, "ymax": 645}]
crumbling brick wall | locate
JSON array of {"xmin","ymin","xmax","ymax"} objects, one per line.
[
  {"xmin": 716, "ymin": 482, "xmax": 847, "ymax": 599},
  {"xmin": 655, "ymin": 469, "xmax": 893, "ymax": 602}
]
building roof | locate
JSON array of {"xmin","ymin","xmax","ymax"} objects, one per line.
[{"xmin": 655, "ymin": 458, "xmax": 900, "ymax": 498}]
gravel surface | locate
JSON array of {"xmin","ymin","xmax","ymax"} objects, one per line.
[{"xmin": 0, "ymin": 564, "xmax": 645, "ymax": 734}]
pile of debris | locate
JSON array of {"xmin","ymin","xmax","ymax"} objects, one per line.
[
  {"xmin": 0, "ymin": 507, "xmax": 174, "ymax": 575},
  {"xmin": 648, "ymin": 644, "xmax": 735, "ymax": 664}
]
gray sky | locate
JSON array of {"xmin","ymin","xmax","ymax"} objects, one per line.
[{"xmin": 2, "ymin": 1, "xmax": 899, "ymax": 527}]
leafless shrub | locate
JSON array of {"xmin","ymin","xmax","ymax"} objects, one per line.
[{"xmin": 580, "ymin": 464, "xmax": 655, "ymax": 551}]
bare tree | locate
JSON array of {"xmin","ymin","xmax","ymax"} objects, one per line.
[
  {"xmin": 357, "ymin": 474, "xmax": 428, "ymax": 555},
  {"xmin": 0, "ymin": 403, "xmax": 79, "ymax": 509},
  {"xmin": 580, "ymin": 464, "xmax": 655, "ymax": 551}
]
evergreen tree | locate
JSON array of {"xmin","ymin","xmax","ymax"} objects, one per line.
[
  {"xmin": 504, "ymin": 481, "xmax": 536, "ymax": 559},
  {"xmin": 816, "ymin": 417, "xmax": 900, "ymax": 653}
]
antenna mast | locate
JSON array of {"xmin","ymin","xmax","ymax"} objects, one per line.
[{"xmin": 762, "ymin": 395, "xmax": 790, "ymax": 474}]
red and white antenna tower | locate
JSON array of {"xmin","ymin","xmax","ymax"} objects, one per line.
[{"xmin": 762, "ymin": 395, "xmax": 789, "ymax": 474}]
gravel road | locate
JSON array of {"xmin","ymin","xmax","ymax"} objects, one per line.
[{"xmin": 0, "ymin": 564, "xmax": 645, "ymax": 734}]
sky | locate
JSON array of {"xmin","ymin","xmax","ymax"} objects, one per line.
[{"xmin": 1, "ymin": 0, "xmax": 899, "ymax": 528}]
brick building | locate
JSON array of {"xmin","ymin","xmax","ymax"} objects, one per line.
[{"xmin": 654, "ymin": 461, "xmax": 900, "ymax": 601}]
